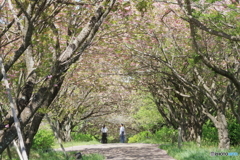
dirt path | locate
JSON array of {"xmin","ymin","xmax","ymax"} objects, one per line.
[{"xmin": 55, "ymin": 143, "xmax": 176, "ymax": 160}]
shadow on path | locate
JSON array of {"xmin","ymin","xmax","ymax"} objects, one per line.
[{"xmin": 56, "ymin": 143, "xmax": 176, "ymax": 160}]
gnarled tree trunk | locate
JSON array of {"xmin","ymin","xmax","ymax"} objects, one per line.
[{"xmin": 215, "ymin": 111, "xmax": 230, "ymax": 149}]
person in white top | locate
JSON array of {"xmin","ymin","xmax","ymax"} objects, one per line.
[
  {"xmin": 101, "ymin": 125, "xmax": 108, "ymax": 143},
  {"xmin": 119, "ymin": 123, "xmax": 126, "ymax": 143}
]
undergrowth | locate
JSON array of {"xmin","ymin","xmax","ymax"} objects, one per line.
[{"xmin": 160, "ymin": 141, "xmax": 240, "ymax": 160}]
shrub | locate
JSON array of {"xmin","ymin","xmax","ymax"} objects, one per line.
[
  {"xmin": 202, "ymin": 119, "xmax": 240, "ymax": 145},
  {"xmin": 128, "ymin": 131, "xmax": 152, "ymax": 143},
  {"xmin": 202, "ymin": 120, "xmax": 218, "ymax": 143},
  {"xmin": 128, "ymin": 127, "xmax": 177, "ymax": 143},
  {"xmin": 153, "ymin": 126, "xmax": 177, "ymax": 143},
  {"xmin": 71, "ymin": 133, "xmax": 95, "ymax": 142},
  {"xmin": 228, "ymin": 119, "xmax": 240, "ymax": 146},
  {"xmin": 107, "ymin": 135, "xmax": 118, "ymax": 143},
  {"xmin": 32, "ymin": 129, "xmax": 55, "ymax": 150}
]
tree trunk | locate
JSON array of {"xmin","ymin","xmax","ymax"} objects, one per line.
[
  {"xmin": 58, "ymin": 121, "xmax": 72, "ymax": 142},
  {"xmin": 217, "ymin": 125, "xmax": 230, "ymax": 149},
  {"xmin": 24, "ymin": 113, "xmax": 45, "ymax": 156},
  {"xmin": 178, "ymin": 126, "xmax": 182, "ymax": 149},
  {"xmin": 188, "ymin": 127, "xmax": 195, "ymax": 141},
  {"xmin": 63, "ymin": 123, "xmax": 72, "ymax": 142},
  {"xmin": 188, "ymin": 126, "xmax": 202, "ymax": 143},
  {"xmin": 57, "ymin": 114, "xmax": 73, "ymax": 142},
  {"xmin": 46, "ymin": 114, "xmax": 69, "ymax": 159},
  {"xmin": 196, "ymin": 125, "xmax": 202, "ymax": 147},
  {"xmin": 215, "ymin": 112, "xmax": 230, "ymax": 149},
  {"xmin": 188, "ymin": 120, "xmax": 203, "ymax": 144},
  {"xmin": 63, "ymin": 128, "xmax": 72, "ymax": 142},
  {"xmin": 206, "ymin": 110, "xmax": 230, "ymax": 149},
  {"xmin": 0, "ymin": 56, "xmax": 28, "ymax": 160},
  {"xmin": 203, "ymin": 108, "xmax": 230, "ymax": 149}
]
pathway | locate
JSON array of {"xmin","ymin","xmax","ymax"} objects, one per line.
[{"xmin": 55, "ymin": 143, "xmax": 176, "ymax": 160}]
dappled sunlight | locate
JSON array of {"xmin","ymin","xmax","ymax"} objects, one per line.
[{"xmin": 56, "ymin": 143, "xmax": 176, "ymax": 160}]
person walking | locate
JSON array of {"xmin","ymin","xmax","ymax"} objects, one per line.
[
  {"xmin": 101, "ymin": 125, "xmax": 108, "ymax": 144},
  {"xmin": 119, "ymin": 123, "xmax": 126, "ymax": 143}
]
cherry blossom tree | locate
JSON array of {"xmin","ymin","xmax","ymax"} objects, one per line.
[
  {"xmin": 0, "ymin": 0, "xmax": 117, "ymax": 156},
  {"xmin": 113, "ymin": 0, "xmax": 239, "ymax": 149}
]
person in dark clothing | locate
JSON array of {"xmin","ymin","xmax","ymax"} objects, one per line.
[{"xmin": 101, "ymin": 125, "xmax": 108, "ymax": 144}]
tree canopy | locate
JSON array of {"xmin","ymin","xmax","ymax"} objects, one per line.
[{"xmin": 0, "ymin": 0, "xmax": 239, "ymax": 158}]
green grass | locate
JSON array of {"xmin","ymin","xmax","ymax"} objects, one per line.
[
  {"xmin": 0, "ymin": 141, "xmax": 103, "ymax": 160},
  {"xmin": 160, "ymin": 141, "xmax": 240, "ymax": 160},
  {"xmin": 29, "ymin": 150, "xmax": 104, "ymax": 160},
  {"xmin": 34, "ymin": 140, "xmax": 104, "ymax": 160},
  {"xmin": 131, "ymin": 138, "xmax": 161, "ymax": 144},
  {"xmin": 52, "ymin": 140, "xmax": 101, "ymax": 149},
  {"xmin": 79, "ymin": 153, "xmax": 104, "ymax": 160},
  {"xmin": 1, "ymin": 147, "xmax": 104, "ymax": 160}
]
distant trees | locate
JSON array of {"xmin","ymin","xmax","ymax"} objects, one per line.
[{"xmin": 47, "ymin": 54, "xmax": 131, "ymax": 142}]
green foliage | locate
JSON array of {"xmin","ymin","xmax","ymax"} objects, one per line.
[
  {"xmin": 206, "ymin": 0, "xmax": 219, "ymax": 3},
  {"xmin": 192, "ymin": 9, "xmax": 202, "ymax": 18},
  {"xmin": 128, "ymin": 131, "xmax": 151, "ymax": 143},
  {"xmin": 188, "ymin": 54, "xmax": 202, "ymax": 66},
  {"xmin": 135, "ymin": 0, "xmax": 153, "ymax": 13},
  {"xmin": 71, "ymin": 133, "xmax": 96, "ymax": 142},
  {"xmin": 132, "ymin": 93, "xmax": 163, "ymax": 130},
  {"xmin": 202, "ymin": 121, "xmax": 218, "ymax": 143},
  {"xmin": 202, "ymin": 119, "xmax": 240, "ymax": 146},
  {"xmin": 81, "ymin": 153, "xmax": 105, "ymax": 160},
  {"xmin": 32, "ymin": 129, "xmax": 55, "ymax": 150},
  {"xmin": 153, "ymin": 127, "xmax": 177, "ymax": 143},
  {"xmin": 160, "ymin": 142, "xmax": 240, "ymax": 160},
  {"xmin": 107, "ymin": 135, "xmax": 118, "ymax": 143},
  {"xmin": 228, "ymin": 120, "xmax": 240, "ymax": 146},
  {"xmin": 128, "ymin": 127, "xmax": 177, "ymax": 143}
]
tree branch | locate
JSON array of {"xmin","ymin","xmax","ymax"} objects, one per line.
[
  {"xmin": 56, "ymin": 0, "xmax": 91, "ymax": 6},
  {"xmin": 185, "ymin": 17, "xmax": 240, "ymax": 42}
]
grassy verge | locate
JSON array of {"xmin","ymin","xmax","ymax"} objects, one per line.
[
  {"xmin": 0, "ymin": 141, "xmax": 103, "ymax": 160},
  {"xmin": 34, "ymin": 140, "xmax": 104, "ymax": 160},
  {"xmin": 1, "ymin": 149, "xmax": 104, "ymax": 160},
  {"xmin": 29, "ymin": 150, "xmax": 104, "ymax": 160},
  {"xmin": 52, "ymin": 140, "xmax": 101, "ymax": 149},
  {"xmin": 160, "ymin": 141, "xmax": 240, "ymax": 160}
]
